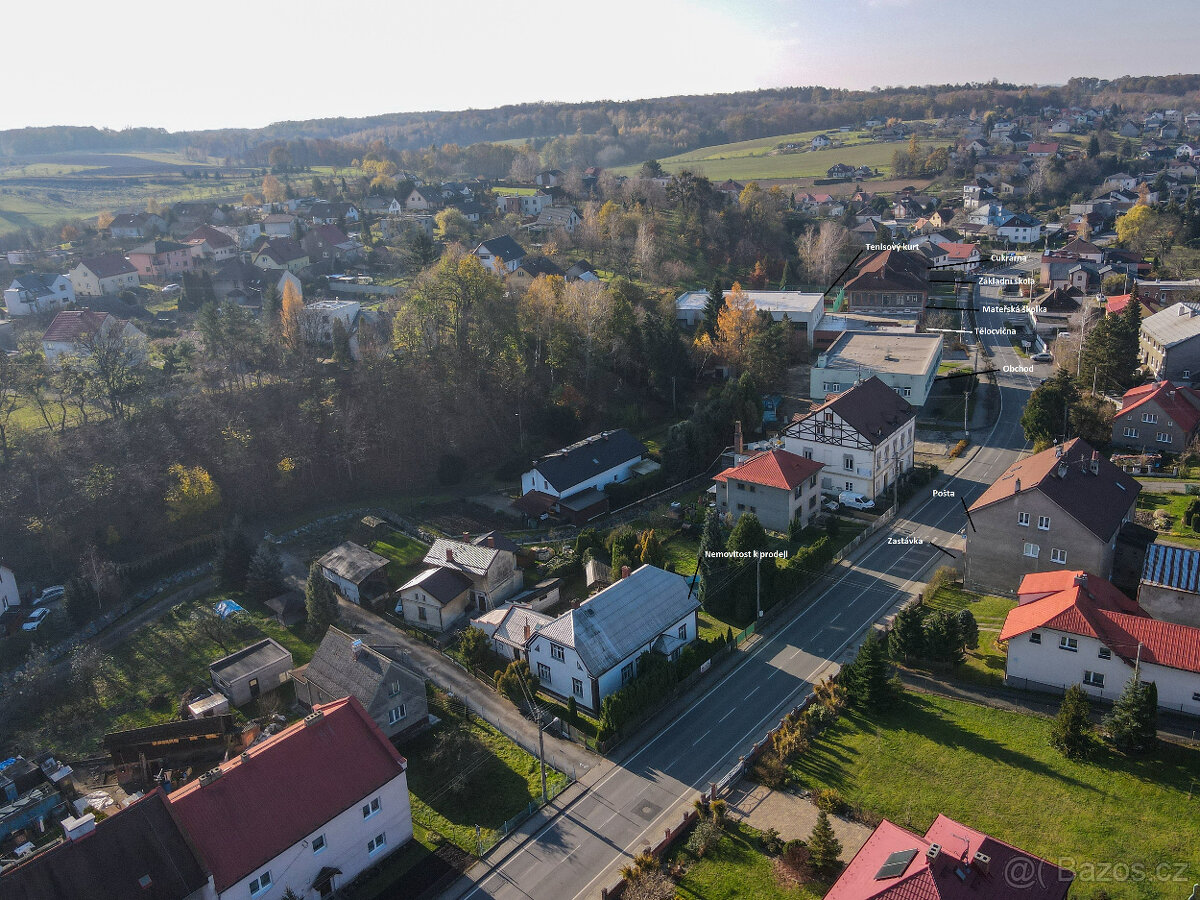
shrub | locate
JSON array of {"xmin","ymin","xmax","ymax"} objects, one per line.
[
  {"xmin": 804, "ymin": 702, "xmax": 838, "ymax": 733},
  {"xmin": 949, "ymin": 438, "xmax": 969, "ymax": 458},
  {"xmin": 1051, "ymin": 684, "xmax": 1097, "ymax": 759},
  {"xmin": 685, "ymin": 819, "xmax": 722, "ymax": 859},
  {"xmin": 752, "ymin": 751, "xmax": 788, "ymax": 789},
  {"xmin": 813, "ymin": 787, "xmax": 849, "ymax": 815},
  {"xmin": 761, "ymin": 827, "xmax": 784, "ymax": 856}
]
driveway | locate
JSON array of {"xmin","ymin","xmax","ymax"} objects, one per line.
[{"xmin": 334, "ymin": 598, "xmax": 598, "ymax": 779}]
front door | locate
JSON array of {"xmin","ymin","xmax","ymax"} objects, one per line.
[{"xmin": 248, "ymin": 678, "xmax": 260, "ymax": 699}]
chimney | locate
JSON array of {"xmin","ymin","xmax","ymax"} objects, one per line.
[
  {"xmin": 1057, "ymin": 462, "xmax": 1068, "ymax": 479},
  {"xmin": 524, "ymin": 623, "xmax": 531, "ymax": 642},
  {"xmin": 734, "ymin": 421, "xmax": 744, "ymax": 455},
  {"xmin": 972, "ymin": 852, "xmax": 991, "ymax": 875},
  {"xmin": 463, "ymin": 532, "xmax": 470, "ymax": 542},
  {"xmin": 1090, "ymin": 450, "xmax": 1099, "ymax": 475},
  {"xmin": 1073, "ymin": 573, "xmax": 1087, "ymax": 588},
  {"xmin": 61, "ymin": 813, "xmax": 96, "ymax": 841},
  {"xmin": 351, "ymin": 638, "xmax": 364, "ymax": 657},
  {"xmin": 927, "ymin": 844, "xmax": 942, "ymax": 863},
  {"xmin": 1014, "ymin": 478, "xmax": 1021, "ymax": 493},
  {"xmin": 487, "ymin": 536, "xmax": 495, "ymax": 548},
  {"xmin": 446, "ymin": 548, "xmax": 454, "ymax": 563},
  {"xmin": 621, "ymin": 565, "xmax": 631, "ymax": 579},
  {"xmin": 303, "ymin": 710, "xmax": 325, "ymax": 727}
]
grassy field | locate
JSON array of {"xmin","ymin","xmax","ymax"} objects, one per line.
[
  {"xmin": 398, "ymin": 698, "xmax": 567, "ymax": 852},
  {"xmin": 370, "ymin": 530, "xmax": 431, "ymax": 587},
  {"xmin": 612, "ymin": 126, "xmax": 940, "ymax": 182},
  {"xmin": 792, "ymin": 692, "xmax": 1200, "ymax": 898},
  {"xmin": 2, "ymin": 590, "xmax": 317, "ymax": 758},
  {"xmin": 1137, "ymin": 491, "xmax": 1200, "ymax": 548},
  {"xmin": 671, "ymin": 821, "xmax": 829, "ymax": 900},
  {"xmin": 921, "ymin": 584, "xmax": 1015, "ymax": 687}
]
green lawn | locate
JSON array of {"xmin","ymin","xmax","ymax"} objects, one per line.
[
  {"xmin": 1137, "ymin": 491, "xmax": 1200, "ymax": 548},
  {"xmin": 398, "ymin": 699, "xmax": 567, "ymax": 853},
  {"xmin": 671, "ymin": 821, "xmax": 828, "ymax": 900},
  {"xmin": 370, "ymin": 530, "xmax": 430, "ymax": 587},
  {"xmin": 921, "ymin": 585, "xmax": 1015, "ymax": 687},
  {"xmin": 2, "ymin": 591, "xmax": 317, "ymax": 758},
  {"xmin": 791, "ymin": 692, "xmax": 1200, "ymax": 898}
]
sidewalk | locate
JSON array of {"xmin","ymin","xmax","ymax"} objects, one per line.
[{"xmin": 334, "ymin": 599, "xmax": 599, "ymax": 777}]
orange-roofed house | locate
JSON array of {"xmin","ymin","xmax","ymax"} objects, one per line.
[
  {"xmin": 1000, "ymin": 570, "xmax": 1200, "ymax": 714},
  {"xmin": 826, "ymin": 813, "xmax": 1072, "ymax": 900},
  {"xmin": 940, "ymin": 241, "xmax": 980, "ymax": 271},
  {"xmin": 168, "ymin": 696, "xmax": 412, "ymax": 899},
  {"xmin": 965, "ymin": 439, "xmax": 1140, "ymax": 595},
  {"xmin": 713, "ymin": 448, "xmax": 824, "ymax": 532},
  {"xmin": 1111, "ymin": 379, "xmax": 1200, "ymax": 453}
]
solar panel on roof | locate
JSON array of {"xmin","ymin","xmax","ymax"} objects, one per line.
[{"xmin": 875, "ymin": 848, "xmax": 918, "ymax": 880}]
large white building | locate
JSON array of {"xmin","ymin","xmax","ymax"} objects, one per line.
[
  {"xmin": 675, "ymin": 289, "xmax": 825, "ymax": 345},
  {"xmin": 3, "ymin": 273, "xmax": 74, "ymax": 317},
  {"xmin": 810, "ymin": 332, "xmax": 941, "ymax": 407},
  {"xmin": 0, "ymin": 565, "xmax": 18, "ymax": 614},
  {"xmin": 1000, "ymin": 570, "xmax": 1200, "ymax": 717},
  {"xmin": 784, "ymin": 376, "xmax": 917, "ymax": 500},
  {"xmin": 168, "ymin": 696, "xmax": 413, "ymax": 900},
  {"xmin": 525, "ymin": 565, "xmax": 699, "ymax": 714}
]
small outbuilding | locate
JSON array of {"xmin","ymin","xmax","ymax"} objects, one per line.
[
  {"xmin": 317, "ymin": 541, "xmax": 391, "ymax": 605},
  {"xmin": 208, "ymin": 638, "xmax": 293, "ymax": 706}
]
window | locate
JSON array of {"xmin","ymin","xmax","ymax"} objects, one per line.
[
  {"xmin": 1037, "ymin": 515, "xmax": 1051, "ymax": 530},
  {"xmin": 1059, "ymin": 636, "xmax": 1078, "ymax": 652},
  {"xmin": 736, "ymin": 503, "xmax": 745, "ymax": 511},
  {"xmin": 1142, "ymin": 413, "xmax": 1158, "ymax": 424},
  {"xmin": 1157, "ymin": 432, "xmax": 1172, "ymax": 444},
  {"xmin": 803, "ymin": 448, "xmax": 813, "ymax": 459},
  {"xmin": 312, "ymin": 834, "xmax": 327, "ymax": 854},
  {"xmin": 537, "ymin": 663, "xmax": 552, "ymax": 683},
  {"xmin": 1098, "ymin": 647, "xmax": 1112, "ymax": 660},
  {"xmin": 1123, "ymin": 426, "xmax": 1139, "ymax": 438},
  {"xmin": 388, "ymin": 681, "xmax": 401, "ymax": 697},
  {"xmin": 845, "ymin": 481, "xmax": 854, "ymax": 491},
  {"xmin": 1083, "ymin": 671, "xmax": 1105, "ymax": 688},
  {"xmin": 388, "ymin": 705, "xmax": 406, "ymax": 725},
  {"xmin": 678, "ymin": 623, "xmax": 688, "ymax": 640},
  {"xmin": 844, "ymin": 455, "xmax": 854, "ymax": 471},
  {"xmin": 362, "ymin": 797, "xmax": 381, "ymax": 819},
  {"xmin": 736, "ymin": 482, "xmax": 746, "ymax": 491},
  {"xmin": 903, "ymin": 387, "xmax": 912, "ymax": 397},
  {"xmin": 621, "ymin": 662, "xmax": 635, "ymax": 684},
  {"xmin": 550, "ymin": 643, "xmax": 565, "ymax": 662},
  {"xmin": 572, "ymin": 678, "xmax": 584, "ymax": 697},
  {"xmin": 1023, "ymin": 543, "xmax": 1040, "ymax": 558},
  {"xmin": 749, "ymin": 506, "xmax": 756, "ymax": 513},
  {"xmin": 1193, "ymin": 691, "xmax": 1200, "ymax": 702},
  {"xmin": 1029, "ymin": 632, "xmax": 1042, "ymax": 644},
  {"xmin": 1051, "ymin": 548, "xmax": 1067, "ymax": 564},
  {"xmin": 1185, "ymin": 370, "xmax": 1192, "ymax": 379},
  {"xmin": 1017, "ymin": 512, "xmax": 1030, "ymax": 527},
  {"xmin": 823, "ymin": 411, "xmax": 833, "ymax": 423},
  {"xmin": 809, "ymin": 495, "xmax": 817, "ymax": 508},
  {"xmin": 249, "ymin": 872, "xmax": 272, "ymax": 896},
  {"xmin": 809, "ymin": 474, "xmax": 817, "ymax": 488},
  {"xmin": 367, "ymin": 833, "xmax": 387, "ymax": 856},
  {"xmin": 417, "ymin": 607, "xmax": 427, "ymax": 622}
]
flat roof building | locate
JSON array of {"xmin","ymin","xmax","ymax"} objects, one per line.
[
  {"xmin": 811, "ymin": 332, "xmax": 942, "ymax": 406},
  {"xmin": 675, "ymin": 289, "xmax": 825, "ymax": 343}
]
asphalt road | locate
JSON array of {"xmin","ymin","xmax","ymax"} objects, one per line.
[{"xmin": 447, "ymin": 267, "xmax": 1042, "ymax": 900}]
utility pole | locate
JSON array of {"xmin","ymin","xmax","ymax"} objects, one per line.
[
  {"xmin": 537, "ymin": 712, "xmax": 547, "ymax": 802},
  {"xmin": 671, "ymin": 376, "xmax": 677, "ymax": 414},
  {"xmin": 963, "ymin": 388, "xmax": 970, "ymax": 438},
  {"xmin": 755, "ymin": 551, "xmax": 762, "ymax": 622}
]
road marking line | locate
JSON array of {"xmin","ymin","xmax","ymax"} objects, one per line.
[
  {"xmin": 692, "ymin": 730, "xmax": 711, "ymax": 747},
  {"xmin": 718, "ymin": 708, "xmax": 737, "ymax": 723}
]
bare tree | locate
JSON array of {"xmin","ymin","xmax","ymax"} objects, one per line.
[
  {"xmin": 565, "ymin": 280, "xmax": 613, "ymax": 388},
  {"xmin": 798, "ymin": 220, "xmax": 852, "ymax": 286},
  {"xmin": 79, "ymin": 322, "xmax": 148, "ymax": 422}
]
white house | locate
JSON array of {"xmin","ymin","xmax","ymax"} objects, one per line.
[
  {"xmin": 419, "ymin": 537, "xmax": 522, "ymax": 612},
  {"xmin": 0, "ymin": 565, "xmax": 18, "ymax": 614},
  {"xmin": 811, "ymin": 134, "xmax": 832, "ymax": 149},
  {"xmin": 532, "ymin": 206, "xmax": 582, "ymax": 233},
  {"xmin": 809, "ymin": 333, "xmax": 941, "ymax": 407},
  {"xmin": 4, "ymin": 273, "xmax": 74, "ymax": 317},
  {"xmin": 68, "ymin": 254, "xmax": 139, "ymax": 297},
  {"xmin": 317, "ymin": 542, "xmax": 392, "ymax": 606},
  {"xmin": 997, "ymin": 212, "xmax": 1043, "ymax": 245},
  {"xmin": 521, "ymin": 429, "xmax": 648, "ymax": 501},
  {"xmin": 674, "ymin": 289, "xmax": 825, "ymax": 344},
  {"xmin": 784, "ymin": 375, "xmax": 917, "ymax": 500},
  {"xmin": 472, "ymin": 235, "xmax": 526, "ymax": 273},
  {"xmin": 999, "ymin": 570, "xmax": 1200, "ymax": 716},
  {"xmin": 302, "ymin": 299, "xmax": 361, "ymax": 353},
  {"xmin": 168, "ymin": 696, "xmax": 413, "ymax": 900},
  {"xmin": 41, "ymin": 310, "xmax": 147, "ymax": 364},
  {"xmin": 525, "ymin": 565, "xmax": 700, "ymax": 714},
  {"xmin": 494, "ymin": 190, "xmax": 552, "ymax": 217}
]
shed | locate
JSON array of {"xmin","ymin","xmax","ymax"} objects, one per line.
[
  {"xmin": 317, "ymin": 541, "xmax": 391, "ymax": 605},
  {"xmin": 208, "ymin": 638, "xmax": 293, "ymax": 706}
]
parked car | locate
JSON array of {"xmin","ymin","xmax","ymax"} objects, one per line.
[
  {"xmin": 838, "ymin": 491, "xmax": 876, "ymax": 510},
  {"xmin": 162, "ymin": 283, "xmax": 181, "ymax": 294},
  {"xmin": 822, "ymin": 499, "xmax": 841, "ymax": 513},
  {"xmin": 23, "ymin": 608, "xmax": 50, "ymax": 630},
  {"xmin": 36, "ymin": 585, "xmax": 64, "ymax": 605},
  {"xmin": 1031, "ymin": 352, "xmax": 1053, "ymax": 363}
]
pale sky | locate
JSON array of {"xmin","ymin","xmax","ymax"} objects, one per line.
[{"xmin": 6, "ymin": 0, "xmax": 1200, "ymax": 133}]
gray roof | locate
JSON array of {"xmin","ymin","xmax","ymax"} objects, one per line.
[
  {"xmin": 537, "ymin": 565, "xmax": 698, "ymax": 676},
  {"xmin": 1141, "ymin": 542, "xmax": 1200, "ymax": 594},
  {"xmin": 398, "ymin": 566, "xmax": 473, "ymax": 605},
  {"xmin": 209, "ymin": 638, "xmax": 292, "ymax": 681},
  {"xmin": 8, "ymin": 273, "xmax": 62, "ymax": 294},
  {"xmin": 318, "ymin": 541, "xmax": 390, "ymax": 583},
  {"xmin": 475, "ymin": 235, "xmax": 525, "ymax": 261},
  {"xmin": 424, "ymin": 538, "xmax": 503, "ymax": 578},
  {"xmin": 529, "ymin": 429, "xmax": 647, "ymax": 494},
  {"xmin": 298, "ymin": 626, "xmax": 422, "ymax": 708},
  {"xmin": 493, "ymin": 604, "xmax": 555, "ymax": 648},
  {"xmin": 1141, "ymin": 302, "xmax": 1200, "ymax": 349},
  {"xmin": 473, "ymin": 531, "xmax": 520, "ymax": 554}
]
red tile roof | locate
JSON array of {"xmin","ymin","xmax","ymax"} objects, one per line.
[
  {"xmin": 713, "ymin": 449, "xmax": 823, "ymax": 491},
  {"xmin": 969, "ymin": 438, "xmax": 1140, "ymax": 541},
  {"xmin": 940, "ymin": 242, "xmax": 977, "ymax": 260},
  {"xmin": 168, "ymin": 696, "xmax": 406, "ymax": 893},
  {"xmin": 1001, "ymin": 571, "xmax": 1200, "ymax": 673},
  {"xmin": 826, "ymin": 815, "xmax": 1071, "ymax": 900},
  {"xmin": 186, "ymin": 224, "xmax": 236, "ymax": 249},
  {"xmin": 1117, "ymin": 380, "xmax": 1200, "ymax": 434},
  {"xmin": 42, "ymin": 309, "xmax": 111, "ymax": 343},
  {"xmin": 1016, "ymin": 571, "xmax": 1141, "ymax": 613}
]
